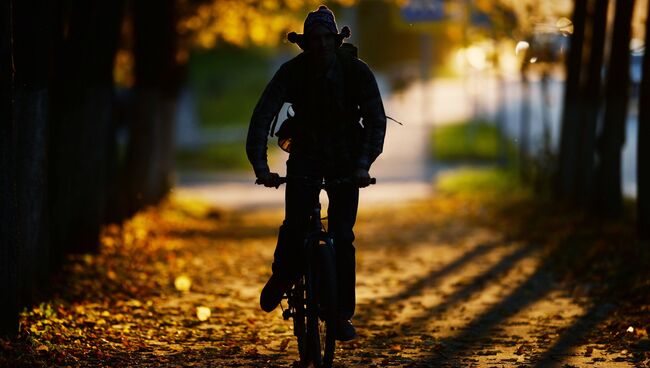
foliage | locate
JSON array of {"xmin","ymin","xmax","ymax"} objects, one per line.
[
  {"xmin": 431, "ymin": 120, "xmax": 514, "ymax": 162},
  {"xmin": 188, "ymin": 47, "xmax": 276, "ymax": 127},
  {"xmin": 176, "ymin": 141, "xmax": 250, "ymax": 171},
  {"xmin": 177, "ymin": 0, "xmax": 358, "ymax": 49},
  {"xmin": 435, "ymin": 166, "xmax": 524, "ymax": 196}
]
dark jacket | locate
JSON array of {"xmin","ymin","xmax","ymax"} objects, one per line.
[{"xmin": 246, "ymin": 49, "xmax": 387, "ymax": 177}]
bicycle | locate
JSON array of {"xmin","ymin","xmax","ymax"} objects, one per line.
[{"xmin": 256, "ymin": 175, "xmax": 376, "ymax": 368}]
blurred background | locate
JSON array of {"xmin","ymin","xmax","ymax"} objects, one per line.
[{"xmin": 2, "ymin": 0, "xmax": 650, "ymax": 338}]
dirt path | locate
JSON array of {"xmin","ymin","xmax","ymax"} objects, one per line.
[{"xmin": 2, "ymin": 194, "xmax": 645, "ymax": 367}]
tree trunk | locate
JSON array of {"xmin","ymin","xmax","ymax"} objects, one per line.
[
  {"xmin": 557, "ymin": 0, "xmax": 589, "ymax": 199},
  {"xmin": 493, "ymin": 44, "xmax": 508, "ymax": 167},
  {"xmin": 125, "ymin": 0, "xmax": 179, "ymax": 213},
  {"xmin": 595, "ymin": 0, "xmax": 635, "ymax": 216},
  {"xmin": 637, "ymin": 3, "xmax": 650, "ymax": 239},
  {"xmin": 519, "ymin": 62, "xmax": 531, "ymax": 183},
  {"xmin": 48, "ymin": 0, "xmax": 123, "ymax": 257},
  {"xmin": 0, "ymin": 0, "xmax": 19, "ymax": 336},
  {"xmin": 576, "ymin": 0, "xmax": 609, "ymax": 204},
  {"xmin": 1, "ymin": 0, "xmax": 51, "ymax": 335}
]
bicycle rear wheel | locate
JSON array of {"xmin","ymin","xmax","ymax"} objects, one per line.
[{"xmin": 306, "ymin": 241, "xmax": 337, "ymax": 368}]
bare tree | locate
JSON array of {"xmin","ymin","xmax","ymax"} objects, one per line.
[
  {"xmin": 576, "ymin": 0, "xmax": 610, "ymax": 204},
  {"xmin": 557, "ymin": 0, "xmax": 589, "ymax": 200},
  {"xmin": 49, "ymin": 0, "xmax": 124, "ymax": 258},
  {"xmin": 595, "ymin": 0, "xmax": 635, "ymax": 216},
  {"xmin": 0, "ymin": 0, "xmax": 51, "ymax": 336},
  {"xmin": 123, "ymin": 0, "xmax": 180, "ymax": 213},
  {"xmin": 637, "ymin": 2, "xmax": 650, "ymax": 239}
]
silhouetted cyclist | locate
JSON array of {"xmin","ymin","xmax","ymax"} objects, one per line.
[{"xmin": 246, "ymin": 5, "xmax": 386, "ymax": 341}]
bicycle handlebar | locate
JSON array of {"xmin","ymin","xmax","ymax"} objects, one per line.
[{"xmin": 255, "ymin": 176, "xmax": 376, "ymax": 188}]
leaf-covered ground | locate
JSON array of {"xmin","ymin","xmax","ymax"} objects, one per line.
[{"xmin": 1, "ymin": 192, "xmax": 649, "ymax": 367}]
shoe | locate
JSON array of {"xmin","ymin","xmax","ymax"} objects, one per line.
[
  {"xmin": 260, "ymin": 273, "xmax": 291, "ymax": 312},
  {"xmin": 336, "ymin": 319, "xmax": 357, "ymax": 341}
]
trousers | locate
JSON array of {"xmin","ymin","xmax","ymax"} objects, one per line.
[{"xmin": 272, "ymin": 154, "xmax": 359, "ymax": 320}]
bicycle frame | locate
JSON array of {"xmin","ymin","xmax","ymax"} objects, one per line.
[{"xmin": 263, "ymin": 175, "xmax": 376, "ymax": 367}]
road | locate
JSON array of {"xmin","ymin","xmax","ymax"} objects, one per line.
[{"xmin": 175, "ymin": 75, "xmax": 640, "ymax": 211}]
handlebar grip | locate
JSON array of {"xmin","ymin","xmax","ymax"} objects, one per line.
[{"xmin": 255, "ymin": 177, "xmax": 288, "ymax": 186}]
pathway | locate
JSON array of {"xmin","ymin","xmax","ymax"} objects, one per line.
[{"xmin": 5, "ymin": 195, "xmax": 644, "ymax": 367}]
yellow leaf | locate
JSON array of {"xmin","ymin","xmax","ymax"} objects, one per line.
[
  {"xmin": 279, "ymin": 338, "xmax": 291, "ymax": 351},
  {"xmin": 196, "ymin": 306, "xmax": 211, "ymax": 321},
  {"xmin": 174, "ymin": 275, "xmax": 192, "ymax": 292},
  {"xmin": 106, "ymin": 270, "xmax": 117, "ymax": 280}
]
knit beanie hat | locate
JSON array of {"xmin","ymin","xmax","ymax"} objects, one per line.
[
  {"xmin": 303, "ymin": 5, "xmax": 338, "ymax": 36},
  {"xmin": 288, "ymin": 5, "xmax": 351, "ymax": 50}
]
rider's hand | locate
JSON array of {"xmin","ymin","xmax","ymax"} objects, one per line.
[
  {"xmin": 354, "ymin": 168, "xmax": 371, "ymax": 188},
  {"xmin": 257, "ymin": 172, "xmax": 282, "ymax": 188}
]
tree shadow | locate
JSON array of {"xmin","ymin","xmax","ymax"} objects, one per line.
[
  {"xmin": 532, "ymin": 302, "xmax": 615, "ymax": 367},
  {"xmin": 356, "ymin": 238, "xmax": 505, "ymax": 323},
  {"xmin": 386, "ymin": 200, "xmax": 644, "ymax": 366},
  {"xmin": 415, "ymin": 252, "xmax": 561, "ymax": 366},
  {"xmin": 354, "ymin": 236, "xmax": 542, "ymax": 362}
]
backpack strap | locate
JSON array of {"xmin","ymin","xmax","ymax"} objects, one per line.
[{"xmin": 386, "ymin": 116, "xmax": 404, "ymax": 125}]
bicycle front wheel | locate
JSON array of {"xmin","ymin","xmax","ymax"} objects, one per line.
[{"xmin": 306, "ymin": 242, "xmax": 337, "ymax": 368}]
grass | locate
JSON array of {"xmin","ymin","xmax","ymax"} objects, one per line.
[
  {"xmin": 435, "ymin": 166, "xmax": 525, "ymax": 197},
  {"xmin": 175, "ymin": 141, "xmax": 286, "ymax": 172},
  {"xmin": 175, "ymin": 142, "xmax": 249, "ymax": 171},
  {"xmin": 431, "ymin": 120, "xmax": 513, "ymax": 162},
  {"xmin": 188, "ymin": 46, "xmax": 282, "ymax": 128}
]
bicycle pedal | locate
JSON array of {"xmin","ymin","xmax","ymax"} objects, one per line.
[{"xmin": 282, "ymin": 309, "xmax": 293, "ymax": 320}]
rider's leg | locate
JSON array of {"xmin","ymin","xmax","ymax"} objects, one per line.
[
  {"xmin": 325, "ymin": 180, "xmax": 359, "ymax": 321},
  {"xmin": 271, "ymin": 156, "xmax": 321, "ymax": 281},
  {"xmin": 261, "ymin": 156, "xmax": 322, "ymax": 312}
]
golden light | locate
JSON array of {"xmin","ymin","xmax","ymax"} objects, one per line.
[
  {"xmin": 178, "ymin": 0, "xmax": 361, "ymax": 49},
  {"xmin": 498, "ymin": 40, "xmax": 521, "ymax": 75},
  {"xmin": 196, "ymin": 306, "xmax": 211, "ymax": 321},
  {"xmin": 515, "ymin": 41, "xmax": 530, "ymax": 56},
  {"xmin": 174, "ymin": 275, "xmax": 192, "ymax": 292},
  {"xmin": 465, "ymin": 46, "xmax": 488, "ymax": 70},
  {"xmin": 453, "ymin": 48, "xmax": 467, "ymax": 74},
  {"xmin": 113, "ymin": 49, "xmax": 135, "ymax": 88},
  {"xmin": 556, "ymin": 17, "xmax": 573, "ymax": 35}
]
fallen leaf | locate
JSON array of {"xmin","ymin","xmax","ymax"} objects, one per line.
[
  {"xmin": 196, "ymin": 306, "xmax": 211, "ymax": 321},
  {"xmin": 515, "ymin": 345, "xmax": 529, "ymax": 355},
  {"xmin": 279, "ymin": 338, "xmax": 291, "ymax": 351},
  {"xmin": 174, "ymin": 275, "xmax": 191, "ymax": 292}
]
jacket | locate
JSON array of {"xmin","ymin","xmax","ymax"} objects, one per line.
[{"xmin": 246, "ymin": 49, "xmax": 387, "ymax": 177}]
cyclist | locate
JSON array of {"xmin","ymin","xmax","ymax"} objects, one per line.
[{"xmin": 246, "ymin": 5, "xmax": 386, "ymax": 341}]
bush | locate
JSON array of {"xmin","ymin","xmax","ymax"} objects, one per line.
[
  {"xmin": 175, "ymin": 142, "xmax": 249, "ymax": 171},
  {"xmin": 435, "ymin": 167, "xmax": 524, "ymax": 196},
  {"xmin": 431, "ymin": 120, "xmax": 513, "ymax": 162},
  {"xmin": 188, "ymin": 47, "xmax": 278, "ymax": 128}
]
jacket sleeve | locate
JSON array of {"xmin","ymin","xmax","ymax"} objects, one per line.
[
  {"xmin": 246, "ymin": 64, "xmax": 290, "ymax": 177},
  {"xmin": 355, "ymin": 60, "xmax": 387, "ymax": 171}
]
